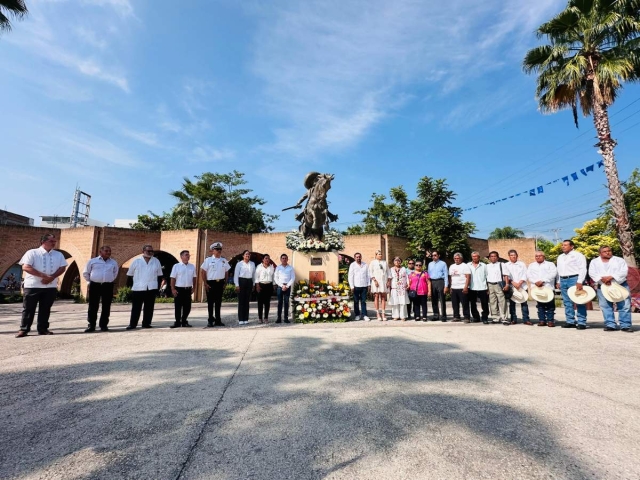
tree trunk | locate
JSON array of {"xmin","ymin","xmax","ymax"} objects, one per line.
[{"xmin": 592, "ymin": 102, "xmax": 637, "ymax": 267}]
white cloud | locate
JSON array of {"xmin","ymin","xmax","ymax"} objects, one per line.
[
  {"xmin": 249, "ymin": 0, "xmax": 564, "ymax": 155},
  {"xmin": 190, "ymin": 146, "xmax": 236, "ymax": 163}
]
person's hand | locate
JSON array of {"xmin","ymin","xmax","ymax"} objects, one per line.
[
  {"xmin": 601, "ymin": 276, "xmax": 613, "ymax": 285},
  {"xmin": 172, "ymin": 288, "xmax": 178, "ymax": 298},
  {"xmin": 535, "ymin": 281, "xmax": 544, "ymax": 287},
  {"xmin": 41, "ymin": 275, "xmax": 53, "ymax": 285},
  {"xmin": 204, "ymin": 283, "xmax": 210, "ymax": 290},
  {"xmin": 503, "ymin": 285, "xmax": 510, "ymax": 292},
  {"xmin": 235, "ymin": 286, "xmax": 240, "ymax": 293},
  {"xmin": 463, "ymin": 287, "xmax": 468, "ymax": 294},
  {"xmin": 282, "ymin": 285, "xmax": 288, "ymax": 291},
  {"xmin": 576, "ymin": 283, "xmax": 583, "ymax": 291},
  {"xmin": 514, "ymin": 281, "xmax": 523, "ymax": 289},
  {"xmin": 444, "ymin": 287, "xmax": 449, "ymax": 294},
  {"xmin": 555, "ymin": 283, "xmax": 560, "ymax": 289},
  {"xmin": 256, "ymin": 285, "xmax": 261, "ymax": 293}
]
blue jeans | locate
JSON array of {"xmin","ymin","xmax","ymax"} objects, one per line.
[
  {"xmin": 277, "ymin": 286, "xmax": 291, "ymax": 320},
  {"xmin": 509, "ymin": 299, "xmax": 530, "ymax": 321},
  {"xmin": 353, "ymin": 287, "xmax": 368, "ymax": 317},
  {"xmin": 596, "ymin": 282, "xmax": 632, "ymax": 329},
  {"xmin": 560, "ymin": 276, "xmax": 587, "ymax": 325},
  {"xmin": 536, "ymin": 300, "xmax": 555, "ymax": 322}
]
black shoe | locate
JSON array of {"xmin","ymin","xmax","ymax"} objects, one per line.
[
  {"xmin": 441, "ymin": 318, "xmax": 447, "ymax": 322},
  {"xmin": 141, "ymin": 325, "xmax": 153, "ymax": 329},
  {"xmin": 206, "ymin": 323, "xmax": 214, "ymax": 328},
  {"xmin": 576, "ymin": 324, "xmax": 586, "ymax": 330},
  {"xmin": 100, "ymin": 327, "xmax": 109, "ymax": 332},
  {"xmin": 482, "ymin": 320, "xmax": 489, "ymax": 324},
  {"xmin": 276, "ymin": 319, "xmax": 282, "ymax": 324},
  {"xmin": 561, "ymin": 323, "xmax": 577, "ymax": 328},
  {"xmin": 502, "ymin": 321, "xmax": 511, "ymax": 326},
  {"xmin": 604, "ymin": 327, "xmax": 618, "ymax": 331},
  {"xmin": 284, "ymin": 319, "xmax": 290, "ymax": 324},
  {"xmin": 126, "ymin": 326, "xmax": 136, "ymax": 330},
  {"xmin": 621, "ymin": 327, "xmax": 634, "ymax": 333},
  {"xmin": 84, "ymin": 327, "xmax": 96, "ymax": 333},
  {"xmin": 432, "ymin": 316, "xmax": 439, "ymax": 321},
  {"xmin": 213, "ymin": 321, "xmax": 225, "ymax": 327},
  {"xmin": 182, "ymin": 323, "xmax": 192, "ymax": 328},
  {"xmin": 170, "ymin": 323, "xmax": 181, "ymax": 329}
]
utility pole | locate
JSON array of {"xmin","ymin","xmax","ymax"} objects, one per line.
[{"xmin": 550, "ymin": 228, "xmax": 562, "ymax": 243}]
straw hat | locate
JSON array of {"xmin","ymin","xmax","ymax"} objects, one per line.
[
  {"xmin": 531, "ymin": 285, "xmax": 554, "ymax": 303},
  {"xmin": 567, "ymin": 285, "xmax": 596, "ymax": 304},
  {"xmin": 600, "ymin": 281, "xmax": 630, "ymax": 303},
  {"xmin": 510, "ymin": 287, "xmax": 529, "ymax": 304}
]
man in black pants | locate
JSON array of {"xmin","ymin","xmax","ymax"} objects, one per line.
[
  {"xmin": 427, "ymin": 251, "xmax": 449, "ymax": 321},
  {"xmin": 126, "ymin": 245, "xmax": 163, "ymax": 330},
  {"xmin": 83, "ymin": 246, "xmax": 118, "ymax": 332},
  {"xmin": 200, "ymin": 242, "xmax": 230, "ymax": 327},
  {"xmin": 170, "ymin": 250, "xmax": 197, "ymax": 328}
]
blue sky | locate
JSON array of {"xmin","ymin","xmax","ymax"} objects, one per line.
[{"xmin": 1, "ymin": 0, "xmax": 639, "ymax": 241}]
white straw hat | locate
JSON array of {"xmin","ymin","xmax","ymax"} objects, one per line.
[
  {"xmin": 510, "ymin": 287, "xmax": 528, "ymax": 304},
  {"xmin": 567, "ymin": 285, "xmax": 596, "ymax": 304},
  {"xmin": 600, "ymin": 281, "xmax": 630, "ymax": 303},
  {"xmin": 531, "ymin": 286, "xmax": 554, "ymax": 303}
]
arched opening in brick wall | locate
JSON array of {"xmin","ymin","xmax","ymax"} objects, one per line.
[
  {"xmin": 59, "ymin": 261, "xmax": 79, "ymax": 298},
  {"xmin": 228, "ymin": 252, "xmax": 276, "ymax": 301},
  {"xmin": 117, "ymin": 251, "xmax": 179, "ymax": 296}
]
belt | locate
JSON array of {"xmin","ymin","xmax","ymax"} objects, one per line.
[
  {"xmin": 560, "ymin": 275, "xmax": 578, "ymax": 279},
  {"xmin": 208, "ymin": 279, "xmax": 225, "ymax": 282},
  {"xmin": 259, "ymin": 282, "xmax": 272, "ymax": 285},
  {"xmin": 487, "ymin": 281, "xmax": 499, "ymax": 285},
  {"xmin": 431, "ymin": 278, "xmax": 444, "ymax": 281},
  {"xmin": 91, "ymin": 281, "xmax": 114, "ymax": 285},
  {"xmin": 175, "ymin": 286, "xmax": 192, "ymax": 289}
]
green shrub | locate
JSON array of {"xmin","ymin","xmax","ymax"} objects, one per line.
[
  {"xmin": 155, "ymin": 297, "xmax": 174, "ymax": 303},
  {"xmin": 73, "ymin": 294, "xmax": 87, "ymax": 304},
  {"xmin": 115, "ymin": 286, "xmax": 132, "ymax": 303},
  {"xmin": 222, "ymin": 283, "xmax": 238, "ymax": 301},
  {"xmin": 0, "ymin": 294, "xmax": 23, "ymax": 304}
]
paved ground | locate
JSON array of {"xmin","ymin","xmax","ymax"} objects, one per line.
[{"xmin": 1, "ymin": 301, "xmax": 639, "ymax": 480}]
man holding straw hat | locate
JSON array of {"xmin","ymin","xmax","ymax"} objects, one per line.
[
  {"xmin": 556, "ymin": 240, "xmax": 588, "ymax": 329},
  {"xmin": 588, "ymin": 246, "xmax": 633, "ymax": 332},
  {"xmin": 527, "ymin": 251, "xmax": 558, "ymax": 327}
]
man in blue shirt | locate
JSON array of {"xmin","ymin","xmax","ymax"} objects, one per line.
[{"xmin": 427, "ymin": 251, "xmax": 449, "ymax": 321}]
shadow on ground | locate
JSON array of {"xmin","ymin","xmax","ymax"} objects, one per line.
[{"xmin": 0, "ymin": 335, "xmax": 595, "ymax": 479}]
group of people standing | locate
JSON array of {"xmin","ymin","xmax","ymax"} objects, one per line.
[
  {"xmin": 13, "ymin": 234, "xmax": 634, "ymax": 338},
  {"xmin": 348, "ymin": 241, "xmax": 634, "ymax": 331}
]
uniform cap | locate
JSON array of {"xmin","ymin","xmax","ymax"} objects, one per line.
[{"xmin": 210, "ymin": 242, "xmax": 223, "ymax": 249}]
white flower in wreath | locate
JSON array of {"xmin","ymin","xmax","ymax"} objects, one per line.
[
  {"xmin": 298, "ymin": 314, "xmax": 305, "ymax": 320},
  {"xmin": 296, "ymin": 305, "xmax": 302, "ymax": 311},
  {"xmin": 311, "ymin": 313, "xmax": 316, "ymax": 318},
  {"xmin": 323, "ymin": 313, "xmax": 329, "ymax": 318},
  {"xmin": 303, "ymin": 286, "xmax": 308, "ymax": 291}
]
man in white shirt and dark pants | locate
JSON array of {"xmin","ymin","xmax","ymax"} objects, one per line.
[
  {"xmin": 468, "ymin": 251, "xmax": 489, "ymax": 324},
  {"xmin": 16, "ymin": 233, "xmax": 68, "ymax": 338},
  {"xmin": 506, "ymin": 249, "xmax": 530, "ymax": 324},
  {"xmin": 200, "ymin": 242, "xmax": 230, "ymax": 327},
  {"xmin": 126, "ymin": 244, "xmax": 163, "ymax": 330},
  {"xmin": 348, "ymin": 252, "xmax": 370, "ymax": 321},
  {"xmin": 83, "ymin": 245, "xmax": 118, "ymax": 332},
  {"xmin": 274, "ymin": 253, "xmax": 295, "ymax": 323},
  {"xmin": 588, "ymin": 245, "xmax": 633, "ymax": 332},
  {"xmin": 170, "ymin": 250, "xmax": 197, "ymax": 328},
  {"xmin": 527, "ymin": 251, "xmax": 558, "ymax": 327},
  {"xmin": 556, "ymin": 239, "xmax": 588, "ymax": 329}
]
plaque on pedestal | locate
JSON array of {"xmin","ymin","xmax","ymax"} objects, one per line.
[{"xmin": 292, "ymin": 251, "xmax": 340, "ymax": 286}]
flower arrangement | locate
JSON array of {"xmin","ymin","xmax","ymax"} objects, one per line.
[
  {"xmin": 292, "ymin": 280, "xmax": 353, "ymax": 323},
  {"xmin": 285, "ymin": 229, "xmax": 345, "ymax": 253}
]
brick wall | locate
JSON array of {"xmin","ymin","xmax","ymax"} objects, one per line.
[
  {"xmin": 0, "ymin": 226, "xmax": 61, "ymax": 280},
  {"xmin": 385, "ymin": 235, "xmax": 413, "ymax": 262},
  {"xmin": 468, "ymin": 237, "xmax": 490, "ymax": 258},
  {"xmin": 252, "ymin": 232, "xmax": 289, "ymax": 258},
  {"xmin": 342, "ymin": 234, "xmax": 384, "ymax": 262},
  {"xmin": 488, "ymin": 238, "xmax": 537, "ymax": 265}
]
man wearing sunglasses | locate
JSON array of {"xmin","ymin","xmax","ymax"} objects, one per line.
[{"xmin": 126, "ymin": 244, "xmax": 163, "ymax": 330}]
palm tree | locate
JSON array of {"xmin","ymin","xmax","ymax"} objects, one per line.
[
  {"xmin": 0, "ymin": 1, "xmax": 28, "ymax": 33},
  {"xmin": 523, "ymin": 0, "xmax": 639, "ymax": 267},
  {"xmin": 488, "ymin": 226, "xmax": 525, "ymax": 240}
]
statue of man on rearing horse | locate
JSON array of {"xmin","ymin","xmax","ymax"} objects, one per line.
[{"xmin": 283, "ymin": 172, "xmax": 339, "ymax": 240}]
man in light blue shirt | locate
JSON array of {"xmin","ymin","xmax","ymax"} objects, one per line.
[{"xmin": 427, "ymin": 251, "xmax": 449, "ymax": 321}]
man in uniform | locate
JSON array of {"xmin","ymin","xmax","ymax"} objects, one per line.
[
  {"xmin": 170, "ymin": 250, "xmax": 197, "ymax": 328},
  {"xmin": 126, "ymin": 244, "xmax": 163, "ymax": 330},
  {"xmin": 83, "ymin": 245, "xmax": 118, "ymax": 332},
  {"xmin": 200, "ymin": 241, "xmax": 230, "ymax": 327}
]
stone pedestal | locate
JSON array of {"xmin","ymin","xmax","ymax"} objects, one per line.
[{"xmin": 292, "ymin": 251, "xmax": 340, "ymax": 285}]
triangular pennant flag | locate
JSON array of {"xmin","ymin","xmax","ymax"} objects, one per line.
[
  {"xmin": 571, "ymin": 172, "xmax": 579, "ymax": 181},
  {"xmin": 597, "ymin": 160, "xmax": 604, "ymax": 168},
  {"xmin": 509, "ymin": 195, "xmax": 514, "ymax": 198},
  {"xmin": 562, "ymin": 176, "xmax": 570, "ymax": 186},
  {"xmin": 586, "ymin": 164, "xmax": 594, "ymax": 172},
  {"xmin": 515, "ymin": 193, "xmax": 521, "ymax": 197},
  {"xmin": 529, "ymin": 189, "xmax": 536, "ymax": 196},
  {"xmin": 580, "ymin": 169, "xmax": 587, "ymax": 176},
  {"xmin": 537, "ymin": 186, "xmax": 544, "ymax": 194}
]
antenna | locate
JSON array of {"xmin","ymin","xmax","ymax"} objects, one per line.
[
  {"xmin": 70, "ymin": 187, "xmax": 91, "ymax": 228},
  {"xmin": 550, "ymin": 228, "xmax": 562, "ymax": 243}
]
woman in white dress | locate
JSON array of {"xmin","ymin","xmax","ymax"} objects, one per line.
[
  {"xmin": 368, "ymin": 250, "xmax": 389, "ymax": 320},
  {"xmin": 388, "ymin": 257, "xmax": 409, "ymax": 320}
]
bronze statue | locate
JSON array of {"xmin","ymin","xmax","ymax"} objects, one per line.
[{"xmin": 283, "ymin": 172, "xmax": 338, "ymax": 240}]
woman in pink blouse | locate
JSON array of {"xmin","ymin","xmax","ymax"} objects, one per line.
[{"xmin": 408, "ymin": 261, "xmax": 430, "ymax": 321}]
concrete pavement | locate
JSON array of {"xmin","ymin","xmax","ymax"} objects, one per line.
[{"xmin": 1, "ymin": 301, "xmax": 639, "ymax": 479}]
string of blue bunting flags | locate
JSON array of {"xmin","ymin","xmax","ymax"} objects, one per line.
[{"xmin": 455, "ymin": 159, "xmax": 604, "ymax": 215}]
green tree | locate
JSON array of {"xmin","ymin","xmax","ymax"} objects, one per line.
[
  {"xmin": 345, "ymin": 187, "xmax": 409, "ymax": 236},
  {"xmin": 523, "ymin": 0, "xmax": 639, "ymax": 266},
  {"xmin": 488, "ymin": 226, "xmax": 525, "ymax": 239},
  {"xmin": 407, "ymin": 177, "xmax": 476, "ymax": 259},
  {"xmin": 0, "ymin": 0, "xmax": 27, "ymax": 33},
  {"xmin": 132, "ymin": 171, "xmax": 278, "ymax": 233},
  {"xmin": 572, "ymin": 216, "xmax": 621, "ymax": 259},
  {"xmin": 535, "ymin": 238, "xmax": 558, "ymax": 260}
]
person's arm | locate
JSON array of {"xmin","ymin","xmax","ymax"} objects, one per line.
[
  {"xmin": 442, "ymin": 263, "xmax": 449, "ymax": 291},
  {"xmin": 348, "ymin": 264, "xmax": 354, "ymax": 289},
  {"xmin": 613, "ymin": 258, "xmax": 628, "ymax": 285},
  {"xmin": 82, "ymin": 260, "xmax": 92, "ymax": 283},
  {"xmin": 233, "ymin": 264, "xmax": 240, "ymax": 291},
  {"xmin": 463, "ymin": 273, "xmax": 470, "ymax": 293},
  {"xmin": 224, "ymin": 261, "xmax": 230, "ymax": 282},
  {"xmin": 576, "ymin": 253, "xmax": 587, "ymax": 288},
  {"xmin": 170, "ymin": 276, "xmax": 177, "ymax": 297},
  {"xmin": 588, "ymin": 259, "xmax": 601, "ymax": 285},
  {"xmin": 201, "ymin": 268, "xmax": 210, "ymax": 290},
  {"xmin": 286, "ymin": 267, "xmax": 295, "ymax": 289}
]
